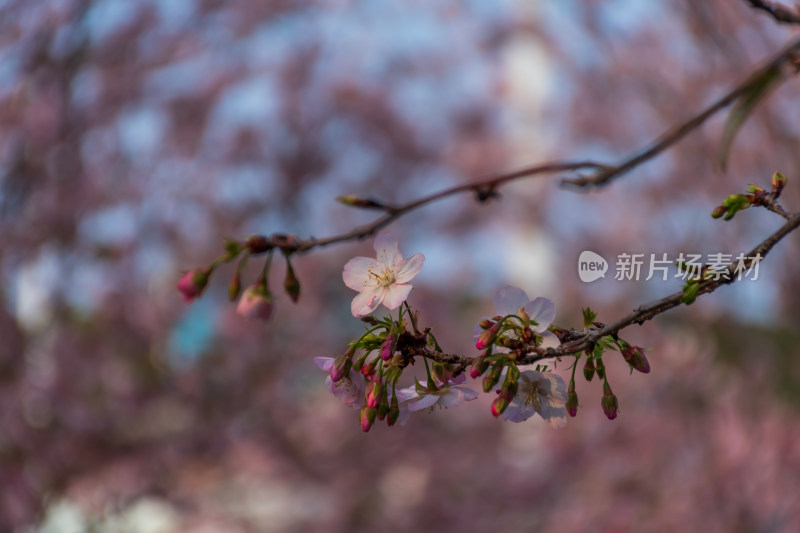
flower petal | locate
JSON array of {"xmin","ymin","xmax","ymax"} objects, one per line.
[
  {"xmin": 472, "ymin": 317, "xmax": 490, "ymax": 343},
  {"xmin": 437, "ymin": 389, "xmax": 464, "ymax": 408},
  {"xmin": 397, "ymin": 405, "xmax": 412, "ymax": 426},
  {"xmin": 524, "ymin": 297, "xmax": 556, "ymax": 332},
  {"xmin": 314, "ymin": 357, "xmax": 334, "ymax": 372},
  {"xmin": 351, "ymin": 286, "xmax": 385, "ymax": 317},
  {"xmin": 373, "ymin": 234, "xmax": 401, "ymax": 269},
  {"xmin": 502, "ymin": 404, "xmax": 533, "ymax": 423},
  {"xmin": 381, "ymin": 283, "xmax": 412, "ymax": 310},
  {"xmin": 331, "ymin": 376, "xmax": 365, "ymax": 408},
  {"xmin": 537, "ymin": 403, "xmax": 568, "ymax": 428},
  {"xmin": 395, "ymin": 386, "xmax": 418, "ymax": 403},
  {"xmin": 395, "ymin": 253, "xmax": 425, "ymax": 283},
  {"xmin": 448, "ymin": 373, "xmax": 467, "ymax": 386},
  {"xmin": 540, "ymin": 373, "xmax": 568, "ymax": 404},
  {"xmin": 519, "ymin": 369, "xmax": 544, "ymax": 384},
  {"xmin": 456, "ymin": 386, "xmax": 479, "ymax": 401},
  {"xmin": 539, "ymin": 331, "xmax": 560, "ymax": 349},
  {"xmin": 493, "ymin": 286, "xmax": 529, "ymax": 316},
  {"xmin": 407, "ymin": 393, "xmax": 440, "ymax": 411},
  {"xmin": 343, "ymin": 257, "xmax": 381, "ymax": 291}
]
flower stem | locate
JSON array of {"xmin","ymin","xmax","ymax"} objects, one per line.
[{"xmin": 258, "ymin": 250, "xmax": 274, "ymax": 286}]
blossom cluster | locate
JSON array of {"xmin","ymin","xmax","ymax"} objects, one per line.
[
  {"xmin": 177, "ymin": 234, "xmax": 654, "ymax": 432},
  {"xmin": 315, "ymin": 235, "xmax": 580, "ymax": 431}
]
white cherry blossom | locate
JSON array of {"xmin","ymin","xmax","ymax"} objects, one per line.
[
  {"xmin": 500, "ymin": 369, "xmax": 568, "ymax": 427},
  {"xmin": 342, "ymin": 235, "xmax": 424, "ymax": 317}
]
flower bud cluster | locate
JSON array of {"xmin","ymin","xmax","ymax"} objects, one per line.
[{"xmin": 177, "ymin": 236, "xmax": 305, "ymax": 322}]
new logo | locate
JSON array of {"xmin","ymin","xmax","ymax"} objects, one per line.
[{"xmin": 578, "ymin": 251, "xmax": 608, "ymax": 282}]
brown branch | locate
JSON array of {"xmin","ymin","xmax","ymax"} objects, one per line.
[
  {"xmin": 561, "ymin": 35, "xmax": 800, "ymax": 188},
  {"xmin": 244, "ymin": 36, "xmax": 800, "ymax": 258},
  {"xmin": 745, "ymin": 0, "xmax": 800, "ymax": 24},
  {"xmin": 245, "ymin": 160, "xmax": 610, "ymax": 255},
  {"xmin": 411, "ymin": 204, "xmax": 800, "ymax": 368}
]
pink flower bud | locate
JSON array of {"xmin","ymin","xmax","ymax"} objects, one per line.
[
  {"xmin": 329, "ymin": 353, "xmax": 351, "ymax": 383},
  {"xmin": 470, "ymin": 355, "xmax": 490, "ymax": 379},
  {"xmin": 366, "ymin": 380, "xmax": 384, "ymax": 409},
  {"xmin": 236, "ymin": 284, "xmax": 274, "ymax": 321},
  {"xmin": 601, "ymin": 381, "xmax": 618, "ymax": 420},
  {"xmin": 566, "ymin": 379, "xmax": 578, "ymax": 417},
  {"xmin": 482, "ymin": 363, "xmax": 503, "ymax": 393},
  {"xmin": 622, "ymin": 345, "xmax": 651, "ymax": 374},
  {"xmin": 499, "ymin": 380, "xmax": 518, "ymax": 403},
  {"xmin": 491, "ymin": 395, "xmax": 509, "ymax": 417},
  {"xmin": 360, "ymin": 359, "xmax": 377, "ymax": 380},
  {"xmin": 476, "ymin": 322, "xmax": 501, "ymax": 350},
  {"xmin": 360, "ymin": 406, "xmax": 376, "ymax": 432},
  {"xmin": 567, "ymin": 392, "xmax": 578, "ymax": 417},
  {"xmin": 177, "ymin": 268, "xmax": 211, "ymax": 302},
  {"xmin": 381, "ymin": 333, "xmax": 395, "ymax": 361}
]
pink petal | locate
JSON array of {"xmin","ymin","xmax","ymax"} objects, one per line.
[
  {"xmin": 373, "ymin": 234, "xmax": 401, "ymax": 269},
  {"xmin": 448, "ymin": 373, "xmax": 467, "ymax": 386},
  {"xmin": 395, "ymin": 253, "xmax": 424, "ymax": 283},
  {"xmin": 343, "ymin": 257, "xmax": 380, "ymax": 291},
  {"xmin": 314, "ymin": 357, "xmax": 334, "ymax": 371},
  {"xmin": 493, "ymin": 286, "xmax": 529, "ymax": 316},
  {"xmin": 350, "ymin": 286, "xmax": 385, "ymax": 317},
  {"xmin": 395, "ymin": 386, "xmax": 418, "ymax": 403},
  {"xmin": 381, "ymin": 283, "xmax": 412, "ymax": 310},
  {"xmin": 524, "ymin": 297, "xmax": 556, "ymax": 332}
]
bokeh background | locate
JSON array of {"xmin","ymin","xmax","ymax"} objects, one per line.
[{"xmin": 2, "ymin": 1, "xmax": 800, "ymax": 531}]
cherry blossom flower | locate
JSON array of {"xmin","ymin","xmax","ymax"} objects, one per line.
[
  {"xmin": 474, "ymin": 286, "xmax": 560, "ymax": 353},
  {"xmin": 342, "ymin": 234, "xmax": 424, "ymax": 317},
  {"xmin": 499, "ymin": 369, "xmax": 568, "ymax": 427},
  {"xmin": 396, "ymin": 379, "xmax": 478, "ymax": 414},
  {"xmin": 314, "ymin": 357, "xmax": 365, "ymax": 409}
]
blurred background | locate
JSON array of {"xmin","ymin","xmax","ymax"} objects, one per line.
[{"xmin": 2, "ymin": 1, "xmax": 800, "ymax": 531}]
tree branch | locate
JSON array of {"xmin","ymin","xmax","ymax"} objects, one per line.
[
  {"xmin": 745, "ymin": 0, "xmax": 800, "ymax": 24},
  {"xmin": 410, "ymin": 205, "xmax": 800, "ymax": 369},
  {"xmin": 562, "ymin": 35, "xmax": 800, "ymax": 187},
  {"xmin": 246, "ymin": 36, "xmax": 800, "ymax": 257}
]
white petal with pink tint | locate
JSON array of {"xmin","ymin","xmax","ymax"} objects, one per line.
[
  {"xmin": 373, "ymin": 234, "xmax": 401, "ymax": 268},
  {"xmin": 343, "ymin": 235, "xmax": 424, "ymax": 317},
  {"xmin": 382, "ymin": 284, "xmax": 412, "ymax": 310},
  {"xmin": 350, "ymin": 285, "xmax": 385, "ymax": 317},
  {"xmin": 343, "ymin": 257, "xmax": 380, "ymax": 290},
  {"xmin": 395, "ymin": 253, "xmax": 425, "ymax": 283}
]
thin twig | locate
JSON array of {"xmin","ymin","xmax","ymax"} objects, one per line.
[
  {"xmin": 745, "ymin": 0, "xmax": 800, "ymax": 24},
  {"xmin": 411, "ymin": 206, "xmax": 800, "ymax": 367},
  {"xmin": 247, "ymin": 36, "xmax": 800, "ymax": 257},
  {"xmin": 561, "ymin": 35, "xmax": 800, "ymax": 188}
]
